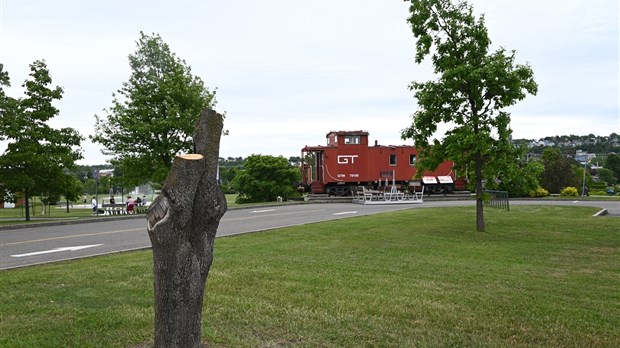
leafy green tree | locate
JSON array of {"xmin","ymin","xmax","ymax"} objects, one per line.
[
  {"xmin": 401, "ymin": 0, "xmax": 537, "ymax": 231},
  {"xmin": 232, "ymin": 155, "xmax": 300, "ymax": 203},
  {"xmin": 82, "ymin": 179, "xmax": 97, "ymax": 195},
  {"xmin": 219, "ymin": 166, "xmax": 240, "ymax": 194},
  {"xmin": 540, "ymin": 148, "xmax": 580, "ymax": 194},
  {"xmin": 0, "ymin": 60, "xmax": 83, "ymax": 221},
  {"xmin": 605, "ymin": 153, "xmax": 620, "ymax": 182},
  {"xmin": 61, "ymin": 175, "xmax": 84, "ymax": 212},
  {"xmin": 92, "ymin": 32, "xmax": 217, "ymax": 186},
  {"xmin": 1, "ymin": 64, "xmax": 18, "ymax": 141},
  {"xmin": 484, "ymin": 147, "xmax": 544, "ymax": 197},
  {"xmin": 595, "ymin": 168, "xmax": 616, "ymax": 186}
]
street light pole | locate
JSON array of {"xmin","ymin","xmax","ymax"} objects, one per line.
[{"xmin": 581, "ymin": 160, "xmax": 588, "ymax": 196}]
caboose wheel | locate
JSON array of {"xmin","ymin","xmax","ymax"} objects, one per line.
[{"xmin": 431, "ymin": 185, "xmax": 443, "ymax": 194}]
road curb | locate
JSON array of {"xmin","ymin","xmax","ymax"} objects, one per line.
[
  {"xmin": 593, "ymin": 209, "xmax": 608, "ymax": 217},
  {"xmin": 0, "ymin": 214, "xmax": 146, "ymax": 231}
]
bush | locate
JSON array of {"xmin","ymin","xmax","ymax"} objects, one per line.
[
  {"xmin": 589, "ymin": 190, "xmax": 607, "ymax": 196},
  {"xmin": 231, "ymin": 154, "xmax": 300, "ymax": 203},
  {"xmin": 560, "ymin": 187, "xmax": 579, "ymax": 196},
  {"xmin": 530, "ymin": 187, "xmax": 549, "ymax": 197}
]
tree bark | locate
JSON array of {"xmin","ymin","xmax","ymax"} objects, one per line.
[
  {"xmin": 146, "ymin": 109, "xmax": 227, "ymax": 348},
  {"xmin": 475, "ymin": 150, "xmax": 485, "ymax": 232},
  {"xmin": 24, "ymin": 188, "xmax": 31, "ymax": 222}
]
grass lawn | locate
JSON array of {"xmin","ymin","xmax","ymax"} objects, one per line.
[
  {"xmin": 1, "ymin": 205, "xmax": 618, "ymax": 347},
  {"xmin": 0, "ymin": 194, "xmax": 272, "ymax": 226}
]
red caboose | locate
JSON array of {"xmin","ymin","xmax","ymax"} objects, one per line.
[{"xmin": 301, "ymin": 130, "xmax": 461, "ymax": 196}]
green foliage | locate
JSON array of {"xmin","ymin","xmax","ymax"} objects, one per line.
[
  {"xmin": 219, "ymin": 167, "xmax": 241, "ymax": 194},
  {"xmin": 0, "ymin": 61, "xmax": 83, "ymax": 221},
  {"xmin": 530, "ymin": 187, "xmax": 549, "ymax": 197},
  {"xmin": 0, "ymin": 64, "xmax": 19, "ymax": 142},
  {"xmin": 589, "ymin": 190, "xmax": 607, "ymax": 196},
  {"xmin": 91, "ymin": 32, "xmax": 217, "ymax": 186},
  {"xmin": 62, "ymin": 175, "xmax": 84, "ymax": 204},
  {"xmin": 231, "ymin": 155, "xmax": 300, "ymax": 203},
  {"xmin": 597, "ymin": 167, "xmax": 617, "ymax": 185},
  {"xmin": 219, "ymin": 157, "xmax": 245, "ymax": 194},
  {"xmin": 484, "ymin": 146, "xmax": 543, "ymax": 197},
  {"xmin": 401, "ymin": 0, "xmax": 537, "ymax": 230},
  {"xmin": 540, "ymin": 148, "xmax": 581, "ymax": 194},
  {"xmin": 560, "ymin": 186, "xmax": 579, "ymax": 196},
  {"xmin": 605, "ymin": 153, "xmax": 620, "ymax": 182}
]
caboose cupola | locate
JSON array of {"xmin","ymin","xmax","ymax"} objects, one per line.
[{"xmin": 326, "ymin": 130, "xmax": 369, "ymax": 146}]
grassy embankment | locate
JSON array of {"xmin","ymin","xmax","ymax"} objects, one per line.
[{"xmin": 1, "ymin": 205, "xmax": 619, "ymax": 347}]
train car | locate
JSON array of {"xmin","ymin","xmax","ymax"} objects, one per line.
[{"xmin": 301, "ymin": 130, "xmax": 464, "ymax": 196}]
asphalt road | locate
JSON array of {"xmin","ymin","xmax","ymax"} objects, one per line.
[{"xmin": 1, "ymin": 200, "xmax": 618, "ymax": 270}]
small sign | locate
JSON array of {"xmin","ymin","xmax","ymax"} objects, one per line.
[
  {"xmin": 422, "ymin": 176, "xmax": 438, "ymax": 184},
  {"xmin": 437, "ymin": 176, "xmax": 454, "ymax": 184}
]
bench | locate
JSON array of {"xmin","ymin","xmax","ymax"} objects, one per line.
[
  {"xmin": 102, "ymin": 203, "xmax": 129, "ymax": 215},
  {"xmin": 353, "ymin": 186, "xmax": 385, "ymax": 202},
  {"xmin": 102, "ymin": 202, "xmax": 149, "ymax": 215}
]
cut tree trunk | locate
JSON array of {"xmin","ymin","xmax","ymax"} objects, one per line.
[{"xmin": 146, "ymin": 109, "xmax": 227, "ymax": 348}]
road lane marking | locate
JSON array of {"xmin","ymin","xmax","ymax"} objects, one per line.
[
  {"xmin": 2, "ymin": 208, "xmax": 328, "ymax": 246},
  {"xmin": 251, "ymin": 209, "xmax": 276, "ymax": 213},
  {"xmin": 11, "ymin": 244, "xmax": 103, "ymax": 258},
  {"xmin": 0, "ymin": 228, "xmax": 144, "ymax": 246},
  {"xmin": 333, "ymin": 211, "xmax": 358, "ymax": 216}
]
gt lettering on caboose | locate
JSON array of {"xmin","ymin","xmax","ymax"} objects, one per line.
[{"xmin": 337, "ymin": 155, "xmax": 358, "ymax": 164}]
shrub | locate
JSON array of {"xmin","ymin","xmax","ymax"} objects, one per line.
[
  {"xmin": 560, "ymin": 186, "xmax": 579, "ymax": 196},
  {"xmin": 231, "ymin": 154, "xmax": 300, "ymax": 203},
  {"xmin": 530, "ymin": 187, "xmax": 549, "ymax": 197},
  {"xmin": 589, "ymin": 190, "xmax": 607, "ymax": 196}
]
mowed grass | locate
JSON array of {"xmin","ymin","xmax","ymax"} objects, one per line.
[
  {"xmin": 0, "ymin": 194, "xmax": 274, "ymax": 226},
  {"xmin": 1, "ymin": 206, "xmax": 618, "ymax": 347}
]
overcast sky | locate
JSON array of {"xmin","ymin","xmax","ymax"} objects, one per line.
[{"xmin": 1, "ymin": 0, "xmax": 618, "ymax": 165}]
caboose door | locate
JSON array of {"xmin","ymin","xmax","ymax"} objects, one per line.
[{"xmin": 315, "ymin": 152, "xmax": 323, "ymax": 182}]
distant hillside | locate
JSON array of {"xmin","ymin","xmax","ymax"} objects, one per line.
[{"xmin": 513, "ymin": 133, "xmax": 619, "ymax": 155}]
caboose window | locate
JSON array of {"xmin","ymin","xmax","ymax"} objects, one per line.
[
  {"xmin": 344, "ymin": 135, "xmax": 360, "ymax": 144},
  {"xmin": 389, "ymin": 154, "xmax": 397, "ymax": 166},
  {"xmin": 409, "ymin": 154, "xmax": 417, "ymax": 165}
]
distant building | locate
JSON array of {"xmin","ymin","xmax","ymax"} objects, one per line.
[
  {"xmin": 575, "ymin": 150, "xmax": 596, "ymax": 163},
  {"xmin": 98, "ymin": 169, "xmax": 115, "ymax": 177}
]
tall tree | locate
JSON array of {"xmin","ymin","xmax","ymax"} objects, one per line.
[
  {"xmin": 605, "ymin": 153, "xmax": 620, "ymax": 183},
  {"xmin": 0, "ymin": 61, "xmax": 83, "ymax": 221},
  {"xmin": 401, "ymin": 0, "xmax": 537, "ymax": 231},
  {"xmin": 596, "ymin": 168, "xmax": 617, "ymax": 186},
  {"xmin": 0, "ymin": 64, "xmax": 18, "ymax": 140},
  {"xmin": 59, "ymin": 174, "xmax": 84, "ymax": 213},
  {"xmin": 92, "ymin": 32, "xmax": 217, "ymax": 186},
  {"xmin": 539, "ymin": 148, "xmax": 580, "ymax": 194}
]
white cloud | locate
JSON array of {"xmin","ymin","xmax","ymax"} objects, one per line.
[{"xmin": 1, "ymin": 0, "xmax": 618, "ymax": 165}]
